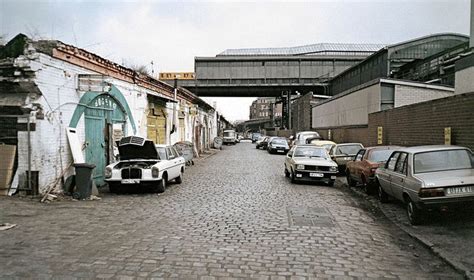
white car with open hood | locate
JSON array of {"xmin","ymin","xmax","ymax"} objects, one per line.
[{"xmin": 105, "ymin": 136, "xmax": 185, "ymax": 193}]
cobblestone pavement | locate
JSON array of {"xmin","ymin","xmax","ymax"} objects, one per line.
[
  {"xmin": 0, "ymin": 142, "xmax": 463, "ymax": 279},
  {"xmin": 341, "ymin": 178, "xmax": 474, "ymax": 278}
]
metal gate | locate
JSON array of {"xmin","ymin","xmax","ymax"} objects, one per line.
[{"xmin": 85, "ymin": 94, "xmax": 126, "ymax": 186}]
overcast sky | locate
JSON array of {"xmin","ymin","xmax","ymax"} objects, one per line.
[{"xmin": 0, "ymin": 0, "xmax": 471, "ymax": 121}]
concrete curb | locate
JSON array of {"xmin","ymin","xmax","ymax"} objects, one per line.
[
  {"xmin": 195, "ymin": 149, "xmax": 220, "ymax": 162},
  {"xmin": 341, "ymin": 183, "xmax": 473, "ymax": 280}
]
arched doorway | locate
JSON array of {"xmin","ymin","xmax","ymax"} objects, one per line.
[
  {"xmin": 84, "ymin": 94, "xmax": 127, "ymax": 186},
  {"xmin": 69, "ymin": 85, "xmax": 136, "ymax": 186}
]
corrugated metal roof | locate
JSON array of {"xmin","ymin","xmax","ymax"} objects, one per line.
[{"xmin": 218, "ymin": 43, "xmax": 385, "ymax": 56}]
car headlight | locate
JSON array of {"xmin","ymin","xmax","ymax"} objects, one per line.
[
  {"xmin": 105, "ymin": 167, "xmax": 112, "ymax": 179},
  {"xmin": 152, "ymin": 166, "xmax": 159, "ymax": 178},
  {"xmin": 329, "ymin": 166, "xmax": 338, "ymax": 172},
  {"xmin": 296, "ymin": 164, "xmax": 305, "ymax": 170}
]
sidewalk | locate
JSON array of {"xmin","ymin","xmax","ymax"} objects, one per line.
[
  {"xmin": 339, "ymin": 178, "xmax": 474, "ymax": 280},
  {"xmin": 192, "ymin": 148, "xmax": 220, "ymax": 164}
]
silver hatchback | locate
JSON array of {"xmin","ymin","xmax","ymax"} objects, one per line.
[{"xmin": 376, "ymin": 145, "xmax": 474, "ymax": 225}]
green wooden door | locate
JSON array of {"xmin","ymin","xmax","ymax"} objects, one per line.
[{"xmin": 85, "ymin": 94, "xmax": 126, "ymax": 186}]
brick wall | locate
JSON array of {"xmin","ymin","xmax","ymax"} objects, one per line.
[
  {"xmin": 316, "ymin": 126, "xmax": 369, "ymax": 146},
  {"xmin": 291, "ymin": 93, "xmax": 312, "ymax": 131},
  {"xmin": 368, "ymin": 92, "xmax": 474, "ymax": 150}
]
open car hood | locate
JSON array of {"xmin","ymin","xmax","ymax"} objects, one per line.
[{"xmin": 117, "ymin": 136, "xmax": 159, "ymax": 160}]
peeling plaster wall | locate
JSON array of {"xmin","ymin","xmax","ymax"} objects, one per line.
[
  {"xmin": 13, "ymin": 52, "xmax": 165, "ymax": 193},
  {"xmin": 12, "ymin": 50, "xmax": 218, "ymax": 193}
]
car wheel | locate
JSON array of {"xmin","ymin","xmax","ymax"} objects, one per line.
[
  {"xmin": 155, "ymin": 176, "xmax": 166, "ymax": 193},
  {"xmin": 284, "ymin": 167, "xmax": 290, "ymax": 177},
  {"xmin": 109, "ymin": 183, "xmax": 121, "ymax": 194},
  {"xmin": 346, "ymin": 171, "xmax": 356, "ymax": 187},
  {"xmin": 363, "ymin": 182, "xmax": 374, "ymax": 195},
  {"xmin": 327, "ymin": 180, "xmax": 335, "ymax": 187},
  {"xmin": 406, "ymin": 197, "xmax": 423, "ymax": 225},
  {"xmin": 378, "ymin": 183, "xmax": 389, "ymax": 203},
  {"xmin": 362, "ymin": 176, "xmax": 373, "ymax": 194},
  {"xmin": 175, "ymin": 169, "xmax": 183, "ymax": 184},
  {"xmin": 290, "ymin": 170, "xmax": 296, "ymax": 183}
]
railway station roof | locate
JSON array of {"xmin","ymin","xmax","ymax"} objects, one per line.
[{"xmin": 218, "ymin": 43, "xmax": 386, "ymax": 56}]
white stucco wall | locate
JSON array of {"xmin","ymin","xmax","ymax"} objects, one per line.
[
  {"xmin": 312, "ymin": 83, "xmax": 381, "ymax": 128},
  {"xmin": 455, "ymin": 66, "xmax": 474, "ymax": 94},
  {"xmin": 14, "ymin": 52, "xmax": 171, "ymax": 193},
  {"xmin": 12, "ymin": 49, "xmax": 219, "ymax": 193},
  {"xmin": 394, "ymin": 84, "xmax": 454, "ymax": 107}
]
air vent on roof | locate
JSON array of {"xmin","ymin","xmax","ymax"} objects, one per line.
[{"xmin": 119, "ymin": 136, "xmax": 146, "ymax": 146}]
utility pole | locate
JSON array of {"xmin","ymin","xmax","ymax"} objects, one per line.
[{"xmin": 287, "ymin": 90, "xmax": 292, "ymax": 131}]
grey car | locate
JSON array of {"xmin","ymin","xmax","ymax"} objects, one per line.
[
  {"xmin": 328, "ymin": 143, "xmax": 364, "ymax": 171},
  {"xmin": 376, "ymin": 145, "xmax": 474, "ymax": 225}
]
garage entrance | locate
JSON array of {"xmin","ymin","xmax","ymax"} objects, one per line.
[
  {"xmin": 69, "ymin": 85, "xmax": 137, "ymax": 187},
  {"xmin": 84, "ymin": 94, "xmax": 126, "ymax": 186},
  {"xmin": 147, "ymin": 103, "xmax": 167, "ymax": 144}
]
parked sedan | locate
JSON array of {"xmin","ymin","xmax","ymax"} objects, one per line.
[
  {"xmin": 376, "ymin": 145, "xmax": 474, "ymax": 225},
  {"xmin": 284, "ymin": 145, "xmax": 338, "ymax": 186},
  {"xmin": 267, "ymin": 138, "xmax": 290, "ymax": 154},
  {"xmin": 105, "ymin": 136, "xmax": 185, "ymax": 194},
  {"xmin": 258, "ymin": 136, "xmax": 276, "ymax": 150},
  {"xmin": 255, "ymin": 136, "xmax": 268, "ymax": 149},
  {"xmin": 328, "ymin": 143, "xmax": 364, "ymax": 171},
  {"xmin": 345, "ymin": 145, "xmax": 400, "ymax": 193},
  {"xmin": 292, "ymin": 131, "xmax": 321, "ymax": 146},
  {"xmin": 308, "ymin": 139, "xmax": 337, "ymax": 152}
]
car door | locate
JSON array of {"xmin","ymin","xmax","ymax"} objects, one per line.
[
  {"xmin": 285, "ymin": 147, "xmax": 295, "ymax": 172},
  {"xmin": 166, "ymin": 147, "xmax": 180, "ymax": 179},
  {"xmin": 172, "ymin": 146, "xmax": 185, "ymax": 172},
  {"xmin": 352, "ymin": 149, "xmax": 366, "ymax": 182},
  {"xmin": 378, "ymin": 152, "xmax": 400, "ymax": 196},
  {"xmin": 390, "ymin": 152, "xmax": 408, "ymax": 201}
]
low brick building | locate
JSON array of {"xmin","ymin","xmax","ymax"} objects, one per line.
[
  {"xmin": 0, "ymin": 34, "xmax": 222, "ymax": 195},
  {"xmin": 311, "ymin": 78, "xmax": 455, "ymax": 145}
]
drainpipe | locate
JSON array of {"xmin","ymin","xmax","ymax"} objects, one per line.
[{"xmin": 27, "ymin": 114, "xmax": 32, "ymax": 194}]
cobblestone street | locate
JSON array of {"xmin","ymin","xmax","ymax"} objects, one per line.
[{"xmin": 0, "ymin": 142, "xmax": 463, "ymax": 279}]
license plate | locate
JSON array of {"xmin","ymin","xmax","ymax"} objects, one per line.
[
  {"xmin": 309, "ymin": 172, "xmax": 324, "ymax": 178},
  {"xmin": 446, "ymin": 186, "xmax": 473, "ymax": 195},
  {"xmin": 277, "ymin": 150, "xmax": 284, "ymax": 153},
  {"xmin": 344, "ymin": 157, "xmax": 352, "ymax": 160},
  {"xmin": 121, "ymin": 179, "xmax": 140, "ymax": 184}
]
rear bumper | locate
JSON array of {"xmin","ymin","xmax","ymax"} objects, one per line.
[
  {"xmin": 419, "ymin": 195, "xmax": 474, "ymax": 209},
  {"xmin": 269, "ymin": 148, "xmax": 289, "ymax": 153}
]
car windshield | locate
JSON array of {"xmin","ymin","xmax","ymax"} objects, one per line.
[
  {"xmin": 156, "ymin": 147, "xmax": 167, "ymax": 160},
  {"xmin": 294, "ymin": 147, "xmax": 328, "ymax": 158},
  {"xmin": 301, "ymin": 133, "xmax": 320, "ymax": 141},
  {"xmin": 368, "ymin": 150, "xmax": 395, "ymax": 162},
  {"xmin": 322, "ymin": 144, "xmax": 334, "ymax": 151},
  {"xmin": 272, "ymin": 139, "xmax": 287, "ymax": 145},
  {"xmin": 224, "ymin": 131, "xmax": 235, "ymax": 137},
  {"xmin": 414, "ymin": 149, "xmax": 473, "ymax": 173},
  {"xmin": 335, "ymin": 145, "xmax": 362, "ymax": 155}
]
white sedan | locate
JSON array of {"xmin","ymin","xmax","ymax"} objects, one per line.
[
  {"xmin": 105, "ymin": 136, "xmax": 185, "ymax": 193},
  {"xmin": 284, "ymin": 144, "xmax": 338, "ymax": 186}
]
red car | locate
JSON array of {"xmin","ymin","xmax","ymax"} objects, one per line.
[{"xmin": 345, "ymin": 146, "xmax": 401, "ymax": 194}]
